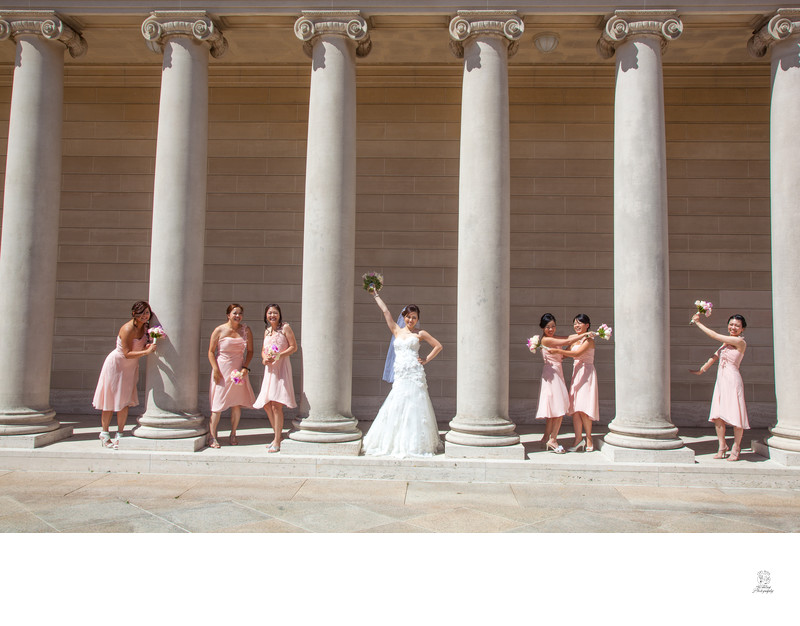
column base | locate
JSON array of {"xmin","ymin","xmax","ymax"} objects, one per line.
[
  {"xmin": 603, "ymin": 422, "xmax": 685, "ymax": 450},
  {"xmin": 134, "ymin": 411, "xmax": 207, "ymax": 439},
  {"xmin": 752, "ymin": 440, "xmax": 800, "ymax": 466},
  {"xmin": 0, "ymin": 407, "xmax": 61, "ymax": 436},
  {"xmin": 289, "ymin": 416, "xmax": 362, "ymax": 444},
  {"xmin": 445, "ymin": 417, "xmax": 520, "ymax": 447},
  {"xmin": 445, "ymin": 441, "xmax": 526, "ymax": 459},
  {"xmin": 0, "ymin": 424, "xmax": 73, "ymax": 448},
  {"xmin": 280, "ymin": 438, "xmax": 362, "ymax": 456},
  {"xmin": 599, "ymin": 439, "xmax": 695, "ymax": 464}
]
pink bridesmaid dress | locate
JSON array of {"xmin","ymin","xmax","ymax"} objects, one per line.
[
  {"xmin": 709, "ymin": 343, "xmax": 749, "ymax": 429},
  {"xmin": 209, "ymin": 335, "xmax": 255, "ymax": 412},
  {"xmin": 569, "ymin": 340, "xmax": 600, "ymax": 421},
  {"xmin": 535, "ymin": 348, "xmax": 570, "ymax": 419},
  {"xmin": 92, "ymin": 335, "xmax": 149, "ymax": 412},
  {"xmin": 254, "ymin": 327, "xmax": 297, "ymax": 409}
]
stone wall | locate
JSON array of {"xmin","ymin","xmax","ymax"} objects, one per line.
[{"xmin": 0, "ymin": 61, "xmax": 774, "ymax": 426}]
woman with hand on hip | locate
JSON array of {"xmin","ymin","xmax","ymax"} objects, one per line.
[
  {"xmin": 690, "ymin": 313, "xmax": 749, "ymax": 461},
  {"xmin": 547, "ymin": 313, "xmax": 599, "ymax": 452},
  {"xmin": 534, "ymin": 313, "xmax": 588, "ymax": 453},
  {"xmin": 253, "ymin": 304, "xmax": 297, "ymax": 453},
  {"xmin": 362, "ymin": 290, "xmax": 443, "ymax": 458},
  {"xmin": 207, "ymin": 303, "xmax": 255, "ymax": 448},
  {"xmin": 92, "ymin": 300, "xmax": 157, "ymax": 449}
]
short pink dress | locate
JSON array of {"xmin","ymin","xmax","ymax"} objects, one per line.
[
  {"xmin": 708, "ymin": 343, "xmax": 749, "ymax": 429},
  {"xmin": 92, "ymin": 334, "xmax": 148, "ymax": 412},
  {"xmin": 536, "ymin": 348, "xmax": 570, "ymax": 419},
  {"xmin": 569, "ymin": 340, "xmax": 600, "ymax": 421},
  {"xmin": 254, "ymin": 326, "xmax": 297, "ymax": 409},
  {"xmin": 209, "ymin": 335, "xmax": 255, "ymax": 413}
]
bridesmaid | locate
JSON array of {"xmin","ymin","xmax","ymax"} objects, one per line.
[
  {"xmin": 534, "ymin": 313, "xmax": 586, "ymax": 453},
  {"xmin": 253, "ymin": 304, "xmax": 297, "ymax": 453},
  {"xmin": 92, "ymin": 301, "xmax": 157, "ymax": 448},
  {"xmin": 690, "ymin": 312, "xmax": 749, "ymax": 461},
  {"xmin": 548, "ymin": 314, "xmax": 599, "ymax": 452},
  {"xmin": 207, "ymin": 303, "xmax": 256, "ymax": 448}
]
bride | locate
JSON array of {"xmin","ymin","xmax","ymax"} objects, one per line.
[{"xmin": 362, "ymin": 290, "xmax": 444, "ymax": 458}]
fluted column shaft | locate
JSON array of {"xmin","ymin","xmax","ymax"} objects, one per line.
[
  {"xmin": 290, "ymin": 11, "xmax": 370, "ymax": 444},
  {"xmin": 137, "ymin": 12, "xmax": 226, "ymax": 439},
  {"xmin": 749, "ymin": 11, "xmax": 800, "ymax": 456},
  {"xmin": 599, "ymin": 11, "xmax": 687, "ymax": 452},
  {"xmin": 0, "ymin": 13, "xmax": 86, "ymax": 437},
  {"xmin": 446, "ymin": 11, "xmax": 522, "ymax": 452}
]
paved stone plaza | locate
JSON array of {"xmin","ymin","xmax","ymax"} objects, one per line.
[{"xmin": 1, "ymin": 417, "xmax": 798, "ymax": 533}]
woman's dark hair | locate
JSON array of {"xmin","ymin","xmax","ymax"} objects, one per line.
[
  {"xmin": 539, "ymin": 313, "xmax": 556, "ymax": 329},
  {"xmin": 401, "ymin": 304, "xmax": 421, "ymax": 319},
  {"xmin": 131, "ymin": 301, "xmax": 151, "ymax": 317},
  {"xmin": 264, "ymin": 303, "xmax": 283, "ymax": 329},
  {"xmin": 573, "ymin": 313, "xmax": 591, "ymax": 326},
  {"xmin": 728, "ymin": 314, "xmax": 747, "ymax": 328},
  {"xmin": 226, "ymin": 303, "xmax": 244, "ymax": 315}
]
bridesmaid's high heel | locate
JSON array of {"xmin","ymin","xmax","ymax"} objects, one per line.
[
  {"xmin": 567, "ymin": 440, "xmax": 586, "ymax": 452},
  {"xmin": 546, "ymin": 441, "xmax": 566, "ymax": 454},
  {"xmin": 99, "ymin": 432, "xmax": 113, "ymax": 448},
  {"xmin": 713, "ymin": 444, "xmax": 729, "ymax": 459},
  {"xmin": 727, "ymin": 444, "xmax": 741, "ymax": 462}
]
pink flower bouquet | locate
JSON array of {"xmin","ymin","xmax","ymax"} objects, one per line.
[
  {"xmin": 527, "ymin": 335, "xmax": 543, "ymax": 353},
  {"xmin": 148, "ymin": 325, "xmax": 166, "ymax": 343},
  {"xmin": 229, "ymin": 370, "xmax": 245, "ymax": 385},
  {"xmin": 691, "ymin": 300, "xmax": 713, "ymax": 324},
  {"xmin": 265, "ymin": 343, "xmax": 281, "ymax": 362},
  {"xmin": 362, "ymin": 271, "xmax": 384, "ymax": 293},
  {"xmin": 595, "ymin": 324, "xmax": 612, "ymax": 340}
]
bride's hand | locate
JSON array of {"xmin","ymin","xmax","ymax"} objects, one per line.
[{"xmin": 418, "ymin": 357, "xmax": 426, "ymax": 365}]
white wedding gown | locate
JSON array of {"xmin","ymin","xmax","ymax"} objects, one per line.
[{"xmin": 363, "ymin": 333, "xmax": 443, "ymax": 458}]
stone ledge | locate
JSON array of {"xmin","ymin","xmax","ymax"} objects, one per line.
[
  {"xmin": 120, "ymin": 434, "xmax": 207, "ymax": 452},
  {"xmin": 279, "ymin": 439, "xmax": 363, "ymax": 456},
  {"xmin": 752, "ymin": 440, "xmax": 800, "ymax": 467},
  {"xmin": 446, "ymin": 441, "xmax": 526, "ymax": 459},
  {"xmin": 599, "ymin": 440, "xmax": 696, "ymax": 464},
  {"xmin": 0, "ymin": 425, "xmax": 74, "ymax": 449}
]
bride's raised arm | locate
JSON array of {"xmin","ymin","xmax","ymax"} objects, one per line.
[{"xmin": 371, "ymin": 291, "xmax": 399, "ymax": 335}]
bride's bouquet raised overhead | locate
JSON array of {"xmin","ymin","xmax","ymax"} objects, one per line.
[
  {"xmin": 362, "ymin": 271, "xmax": 384, "ymax": 293},
  {"xmin": 691, "ymin": 299, "xmax": 713, "ymax": 324}
]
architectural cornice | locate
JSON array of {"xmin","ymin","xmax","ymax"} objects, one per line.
[
  {"xmin": 294, "ymin": 11, "xmax": 371, "ymax": 59},
  {"xmin": 0, "ymin": 10, "xmax": 87, "ymax": 58},
  {"xmin": 141, "ymin": 11, "xmax": 228, "ymax": 59},
  {"xmin": 748, "ymin": 9, "xmax": 800, "ymax": 57},
  {"xmin": 448, "ymin": 10, "xmax": 524, "ymax": 58},
  {"xmin": 596, "ymin": 10, "xmax": 683, "ymax": 59}
]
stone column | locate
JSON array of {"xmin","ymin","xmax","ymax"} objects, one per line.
[
  {"xmin": 445, "ymin": 11, "xmax": 524, "ymax": 459},
  {"xmin": 749, "ymin": 11, "xmax": 800, "ymax": 465},
  {"xmin": 597, "ymin": 11, "xmax": 693, "ymax": 462},
  {"xmin": 133, "ymin": 12, "xmax": 227, "ymax": 449},
  {"xmin": 0, "ymin": 12, "xmax": 86, "ymax": 447},
  {"xmin": 285, "ymin": 11, "xmax": 370, "ymax": 453}
]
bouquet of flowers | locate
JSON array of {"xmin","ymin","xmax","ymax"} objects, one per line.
[
  {"xmin": 362, "ymin": 271, "xmax": 384, "ymax": 293},
  {"xmin": 265, "ymin": 343, "xmax": 281, "ymax": 362},
  {"xmin": 148, "ymin": 325, "xmax": 166, "ymax": 344},
  {"xmin": 229, "ymin": 370, "xmax": 245, "ymax": 385},
  {"xmin": 527, "ymin": 335, "xmax": 544, "ymax": 353},
  {"xmin": 691, "ymin": 300, "xmax": 713, "ymax": 324},
  {"xmin": 595, "ymin": 324, "xmax": 613, "ymax": 340}
]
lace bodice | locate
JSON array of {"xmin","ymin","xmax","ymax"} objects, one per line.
[
  {"xmin": 716, "ymin": 343, "xmax": 744, "ymax": 371},
  {"xmin": 393, "ymin": 334, "xmax": 427, "ymax": 388}
]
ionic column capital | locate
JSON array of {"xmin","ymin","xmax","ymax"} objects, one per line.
[
  {"xmin": 294, "ymin": 10, "xmax": 371, "ymax": 58},
  {"xmin": 597, "ymin": 10, "xmax": 683, "ymax": 59},
  {"xmin": 141, "ymin": 11, "xmax": 227, "ymax": 59},
  {"xmin": 0, "ymin": 10, "xmax": 87, "ymax": 58},
  {"xmin": 748, "ymin": 9, "xmax": 800, "ymax": 58},
  {"xmin": 448, "ymin": 10, "xmax": 524, "ymax": 59}
]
